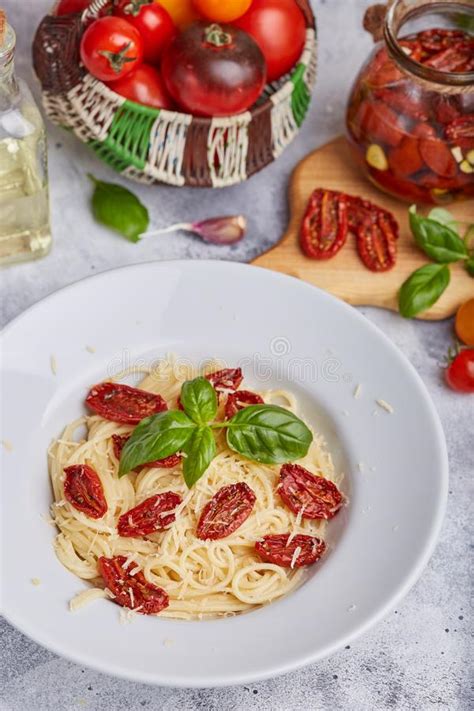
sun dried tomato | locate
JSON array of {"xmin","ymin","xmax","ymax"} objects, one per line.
[
  {"xmin": 365, "ymin": 48, "xmax": 404, "ymax": 88},
  {"xmin": 279, "ymin": 464, "xmax": 344, "ymax": 520},
  {"xmin": 358, "ymin": 100, "xmax": 406, "ymax": 147},
  {"xmin": 196, "ymin": 482, "xmax": 256, "ymax": 540},
  {"xmin": 399, "ymin": 38, "xmax": 424, "ymax": 63},
  {"xmin": 300, "ymin": 189, "xmax": 349, "ymax": 260},
  {"xmin": 63, "ymin": 464, "xmax": 107, "ymax": 519},
  {"xmin": 388, "ymin": 136, "xmax": 424, "ymax": 177},
  {"xmin": 86, "ymin": 382, "xmax": 167, "ymax": 425},
  {"xmin": 419, "ymin": 137, "xmax": 458, "ymax": 178},
  {"xmin": 205, "ymin": 368, "xmax": 243, "ymax": 392},
  {"xmin": 368, "ymin": 167, "xmax": 429, "ymax": 202},
  {"xmin": 255, "ymin": 534, "xmax": 326, "ymax": 568},
  {"xmin": 112, "ymin": 433, "xmax": 181, "ymax": 470},
  {"xmin": 445, "ymin": 116, "xmax": 474, "ymax": 150},
  {"xmin": 424, "ymin": 45, "xmax": 474, "ymax": 72},
  {"xmin": 117, "ymin": 492, "xmax": 182, "ymax": 537},
  {"xmin": 225, "ymin": 390, "xmax": 264, "ymax": 419},
  {"xmin": 356, "ymin": 212, "xmax": 398, "ymax": 272},
  {"xmin": 98, "ymin": 556, "xmax": 169, "ymax": 614},
  {"xmin": 418, "ymin": 28, "xmax": 467, "ymax": 53},
  {"xmin": 374, "ymin": 86, "xmax": 429, "ymax": 122},
  {"xmin": 431, "ymin": 95, "xmax": 461, "ymax": 125}
]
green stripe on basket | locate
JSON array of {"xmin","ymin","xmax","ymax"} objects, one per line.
[
  {"xmin": 88, "ymin": 139, "xmax": 132, "ymax": 173},
  {"xmin": 291, "ymin": 64, "xmax": 311, "ymax": 128},
  {"xmin": 100, "ymin": 101, "xmax": 160, "ymax": 170}
]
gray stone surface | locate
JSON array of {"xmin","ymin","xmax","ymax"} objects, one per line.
[{"xmin": 1, "ymin": 1, "xmax": 473, "ymax": 709}]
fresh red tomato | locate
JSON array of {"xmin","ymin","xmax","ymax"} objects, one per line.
[
  {"xmin": 234, "ymin": 0, "xmax": 306, "ymax": 82},
  {"xmin": 55, "ymin": 0, "xmax": 90, "ymax": 15},
  {"xmin": 86, "ymin": 382, "xmax": 167, "ymax": 424},
  {"xmin": 63, "ymin": 464, "xmax": 107, "ymax": 519},
  {"xmin": 114, "ymin": 1, "xmax": 176, "ymax": 65},
  {"xmin": 98, "ymin": 556, "xmax": 169, "ymax": 614},
  {"xmin": 117, "ymin": 492, "xmax": 182, "ymax": 537},
  {"xmin": 161, "ymin": 21, "xmax": 266, "ymax": 117},
  {"xmin": 106, "ymin": 64, "xmax": 174, "ymax": 109},
  {"xmin": 80, "ymin": 17, "xmax": 143, "ymax": 82},
  {"xmin": 445, "ymin": 349, "xmax": 474, "ymax": 393},
  {"xmin": 279, "ymin": 464, "xmax": 344, "ymax": 520},
  {"xmin": 255, "ymin": 534, "xmax": 326, "ymax": 568},
  {"xmin": 193, "ymin": 0, "xmax": 251, "ymax": 23},
  {"xmin": 196, "ymin": 482, "xmax": 256, "ymax": 540}
]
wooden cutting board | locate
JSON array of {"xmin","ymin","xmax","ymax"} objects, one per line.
[{"xmin": 252, "ymin": 137, "xmax": 474, "ymax": 320}]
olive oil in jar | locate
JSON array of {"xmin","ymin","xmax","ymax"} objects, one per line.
[{"xmin": 0, "ymin": 11, "xmax": 51, "ymax": 265}]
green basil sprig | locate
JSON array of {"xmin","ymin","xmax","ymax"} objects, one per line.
[
  {"xmin": 118, "ymin": 380, "xmax": 313, "ymax": 486},
  {"xmin": 409, "ymin": 207, "xmax": 468, "ymax": 264},
  {"xmin": 89, "ymin": 174, "xmax": 149, "ymax": 243},
  {"xmin": 180, "ymin": 377, "xmax": 217, "ymax": 425},
  {"xmin": 399, "ymin": 264, "xmax": 450, "ymax": 319},
  {"xmin": 226, "ymin": 405, "xmax": 312, "ymax": 465},
  {"xmin": 399, "ymin": 206, "xmax": 474, "ymax": 318},
  {"xmin": 119, "ymin": 410, "xmax": 196, "ymax": 477}
]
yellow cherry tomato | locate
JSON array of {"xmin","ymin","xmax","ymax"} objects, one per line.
[
  {"xmin": 192, "ymin": 0, "xmax": 252, "ymax": 23},
  {"xmin": 455, "ymin": 298, "xmax": 474, "ymax": 346},
  {"xmin": 156, "ymin": 0, "xmax": 200, "ymax": 29}
]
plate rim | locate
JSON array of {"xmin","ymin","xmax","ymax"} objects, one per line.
[{"xmin": 0, "ymin": 259, "xmax": 449, "ymax": 687}]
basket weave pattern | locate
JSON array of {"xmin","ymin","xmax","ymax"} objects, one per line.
[{"xmin": 33, "ymin": 0, "xmax": 317, "ymax": 188}]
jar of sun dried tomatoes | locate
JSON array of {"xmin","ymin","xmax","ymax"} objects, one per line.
[{"xmin": 346, "ymin": 0, "xmax": 474, "ymax": 204}]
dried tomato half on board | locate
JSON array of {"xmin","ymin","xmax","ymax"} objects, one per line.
[
  {"xmin": 117, "ymin": 492, "xmax": 182, "ymax": 537},
  {"xmin": 196, "ymin": 482, "xmax": 256, "ymax": 540},
  {"xmin": 255, "ymin": 534, "xmax": 326, "ymax": 568},
  {"xmin": 63, "ymin": 464, "xmax": 107, "ymax": 519},
  {"xmin": 98, "ymin": 556, "xmax": 169, "ymax": 614},
  {"xmin": 112, "ymin": 433, "xmax": 181, "ymax": 470},
  {"xmin": 205, "ymin": 368, "xmax": 243, "ymax": 392},
  {"xmin": 356, "ymin": 214, "xmax": 398, "ymax": 272},
  {"xmin": 225, "ymin": 390, "xmax": 264, "ymax": 419},
  {"xmin": 86, "ymin": 382, "xmax": 167, "ymax": 425},
  {"xmin": 279, "ymin": 464, "xmax": 343, "ymax": 520},
  {"xmin": 300, "ymin": 188, "xmax": 349, "ymax": 260}
]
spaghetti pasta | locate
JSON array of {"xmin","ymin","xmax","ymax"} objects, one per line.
[{"xmin": 48, "ymin": 358, "xmax": 343, "ymax": 619}]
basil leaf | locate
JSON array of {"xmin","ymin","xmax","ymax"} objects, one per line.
[
  {"xmin": 399, "ymin": 264, "xmax": 451, "ymax": 318},
  {"xmin": 409, "ymin": 208, "xmax": 467, "ymax": 263},
  {"xmin": 226, "ymin": 404, "xmax": 313, "ymax": 465},
  {"xmin": 89, "ymin": 174, "xmax": 149, "ymax": 243},
  {"xmin": 119, "ymin": 411, "xmax": 196, "ymax": 477},
  {"xmin": 428, "ymin": 207, "xmax": 460, "ymax": 235},
  {"xmin": 182, "ymin": 426, "xmax": 216, "ymax": 488},
  {"xmin": 465, "ymin": 258, "xmax": 474, "ymax": 278},
  {"xmin": 180, "ymin": 377, "xmax": 218, "ymax": 425}
]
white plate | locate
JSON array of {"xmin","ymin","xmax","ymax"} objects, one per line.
[{"xmin": 0, "ymin": 261, "xmax": 448, "ymax": 688}]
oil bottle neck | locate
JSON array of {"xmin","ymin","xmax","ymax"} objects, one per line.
[{"xmin": 0, "ymin": 22, "xmax": 19, "ymax": 113}]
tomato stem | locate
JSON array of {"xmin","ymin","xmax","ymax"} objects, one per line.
[
  {"xmin": 204, "ymin": 24, "xmax": 233, "ymax": 48},
  {"xmin": 120, "ymin": 0, "xmax": 150, "ymax": 17},
  {"xmin": 98, "ymin": 42, "xmax": 136, "ymax": 74}
]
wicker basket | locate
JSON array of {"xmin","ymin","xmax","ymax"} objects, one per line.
[{"xmin": 33, "ymin": 0, "xmax": 317, "ymax": 188}]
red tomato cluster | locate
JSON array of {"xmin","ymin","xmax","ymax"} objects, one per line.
[
  {"xmin": 347, "ymin": 29, "xmax": 474, "ymax": 204},
  {"xmin": 61, "ymin": 369, "xmax": 344, "ymax": 614},
  {"xmin": 57, "ymin": 0, "xmax": 307, "ymax": 116}
]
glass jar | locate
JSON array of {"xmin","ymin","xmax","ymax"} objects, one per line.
[
  {"xmin": 0, "ymin": 12, "xmax": 51, "ymax": 264},
  {"xmin": 346, "ymin": 0, "xmax": 474, "ymax": 205}
]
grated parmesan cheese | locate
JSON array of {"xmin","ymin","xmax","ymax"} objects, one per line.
[
  {"xmin": 31, "ymin": 578, "xmax": 41, "ymax": 586},
  {"xmin": 290, "ymin": 546, "xmax": 302, "ymax": 569},
  {"xmin": 354, "ymin": 384, "xmax": 362, "ymax": 399},
  {"xmin": 376, "ymin": 399, "xmax": 394, "ymax": 414},
  {"xmin": 85, "ymin": 345, "xmax": 96, "ymax": 354},
  {"xmin": 69, "ymin": 587, "xmax": 108, "ymax": 612},
  {"xmin": 1, "ymin": 439, "xmax": 13, "ymax": 452},
  {"xmin": 50, "ymin": 355, "xmax": 57, "ymax": 375},
  {"xmin": 358, "ymin": 462, "xmax": 365, "ymax": 472}
]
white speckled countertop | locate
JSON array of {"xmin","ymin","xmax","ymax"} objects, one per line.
[{"xmin": 1, "ymin": 1, "xmax": 473, "ymax": 709}]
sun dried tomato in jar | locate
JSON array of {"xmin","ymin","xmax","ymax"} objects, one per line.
[{"xmin": 346, "ymin": 0, "xmax": 474, "ymax": 205}]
